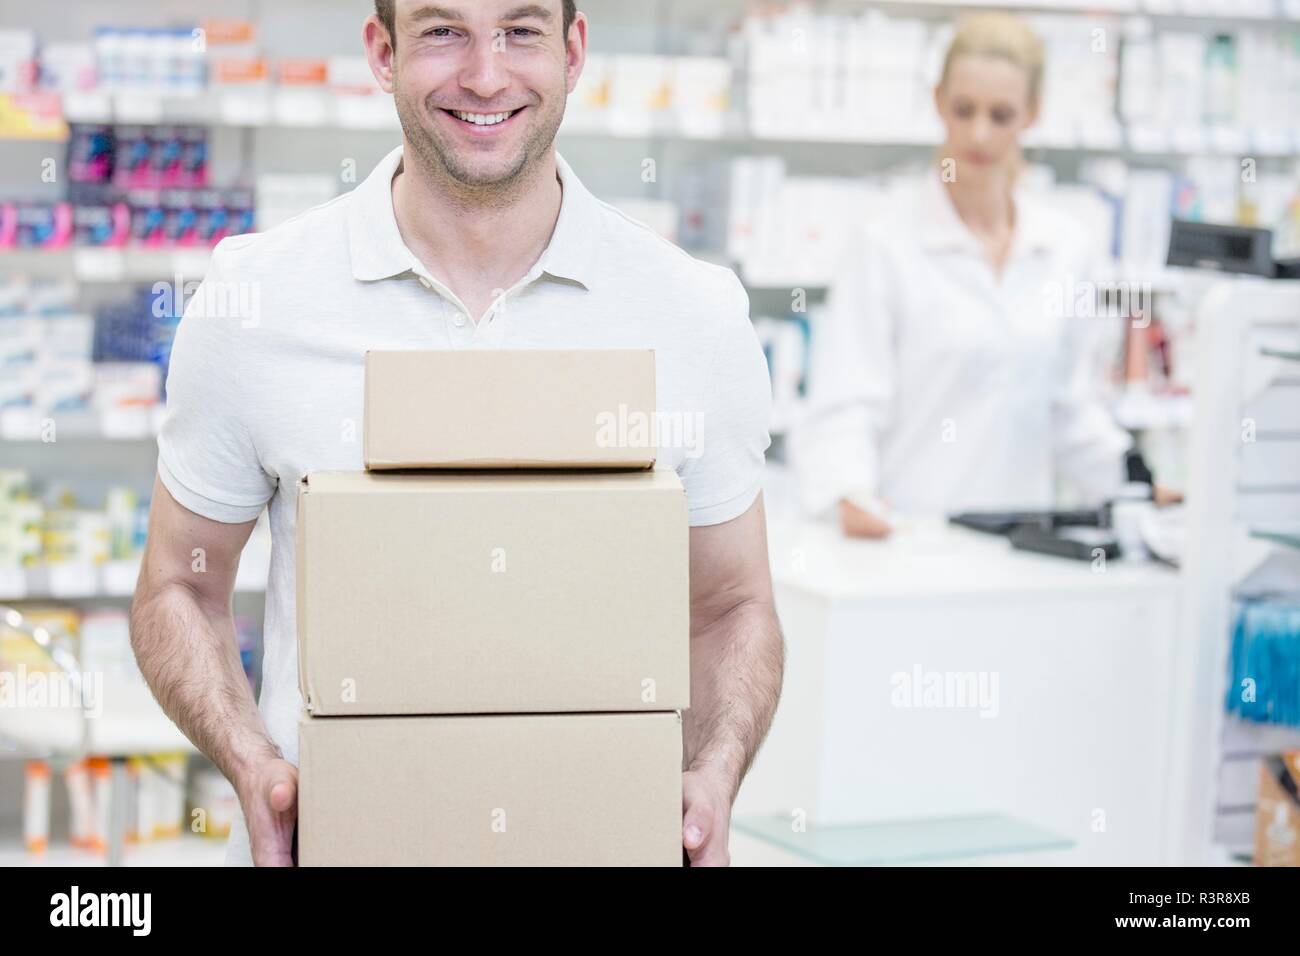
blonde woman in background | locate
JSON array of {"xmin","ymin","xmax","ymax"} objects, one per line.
[{"xmin": 793, "ymin": 13, "xmax": 1165, "ymax": 538}]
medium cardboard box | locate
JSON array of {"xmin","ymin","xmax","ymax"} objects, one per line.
[
  {"xmin": 364, "ymin": 349, "xmax": 657, "ymax": 470},
  {"xmin": 297, "ymin": 469, "xmax": 689, "ymax": 715},
  {"xmin": 298, "ymin": 711, "xmax": 683, "ymax": 866}
]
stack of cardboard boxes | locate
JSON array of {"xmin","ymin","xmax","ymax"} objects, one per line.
[{"xmin": 295, "ymin": 349, "xmax": 689, "ymax": 866}]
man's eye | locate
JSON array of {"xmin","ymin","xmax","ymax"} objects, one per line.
[
  {"xmin": 509, "ymin": 27, "xmax": 539, "ymax": 37},
  {"xmin": 423, "ymin": 27, "xmax": 455, "ymax": 38}
]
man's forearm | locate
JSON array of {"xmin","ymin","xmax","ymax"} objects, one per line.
[
  {"xmin": 683, "ymin": 599, "xmax": 784, "ymax": 800},
  {"xmin": 130, "ymin": 584, "xmax": 279, "ymax": 786}
]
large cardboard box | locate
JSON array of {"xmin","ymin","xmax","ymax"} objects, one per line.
[
  {"xmin": 298, "ymin": 711, "xmax": 683, "ymax": 866},
  {"xmin": 297, "ymin": 469, "xmax": 689, "ymax": 715},
  {"xmin": 364, "ymin": 349, "xmax": 657, "ymax": 470}
]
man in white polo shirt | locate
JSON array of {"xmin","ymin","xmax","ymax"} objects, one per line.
[{"xmin": 129, "ymin": 0, "xmax": 783, "ymax": 866}]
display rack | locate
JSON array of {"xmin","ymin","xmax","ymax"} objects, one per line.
[{"xmin": 1171, "ymin": 277, "xmax": 1300, "ymax": 863}]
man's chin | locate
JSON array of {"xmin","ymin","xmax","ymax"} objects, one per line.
[{"xmin": 438, "ymin": 149, "xmax": 534, "ymax": 189}]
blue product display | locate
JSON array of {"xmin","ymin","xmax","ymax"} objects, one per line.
[{"xmin": 1225, "ymin": 600, "xmax": 1300, "ymax": 728}]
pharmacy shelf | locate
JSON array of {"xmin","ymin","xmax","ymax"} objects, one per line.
[
  {"xmin": 0, "ymin": 405, "xmax": 165, "ymax": 442},
  {"xmin": 7, "ymin": 88, "xmax": 1298, "ymax": 159},
  {"xmin": 59, "ymin": 87, "xmax": 397, "ymax": 130},
  {"xmin": 1261, "ymin": 346, "xmax": 1300, "ymax": 363},
  {"xmin": 0, "ymin": 247, "xmax": 212, "ymax": 283},
  {"xmin": 870, "ymin": 0, "xmax": 1300, "ymax": 23},
  {"xmin": 2, "ymin": 246, "xmax": 1192, "ymax": 300},
  {"xmin": 0, "ymin": 555, "xmax": 269, "ymax": 602}
]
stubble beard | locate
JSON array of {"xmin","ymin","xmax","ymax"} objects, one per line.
[{"xmin": 394, "ymin": 78, "xmax": 567, "ymax": 205}]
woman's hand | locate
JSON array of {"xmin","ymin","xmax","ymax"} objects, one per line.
[
  {"xmin": 838, "ymin": 498, "xmax": 893, "ymax": 539},
  {"xmin": 1154, "ymin": 484, "xmax": 1184, "ymax": 507}
]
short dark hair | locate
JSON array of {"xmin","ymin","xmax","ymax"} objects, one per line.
[{"xmin": 374, "ymin": 1, "xmax": 578, "ymax": 51}]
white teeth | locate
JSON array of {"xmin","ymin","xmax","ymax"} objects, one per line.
[{"xmin": 452, "ymin": 110, "xmax": 512, "ymax": 126}]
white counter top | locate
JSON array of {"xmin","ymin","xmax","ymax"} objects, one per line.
[{"xmin": 766, "ymin": 516, "xmax": 1180, "ymax": 602}]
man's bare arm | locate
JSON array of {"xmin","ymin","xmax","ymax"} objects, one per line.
[
  {"xmin": 682, "ymin": 492, "xmax": 784, "ymax": 864},
  {"xmin": 130, "ymin": 476, "xmax": 295, "ymax": 864}
]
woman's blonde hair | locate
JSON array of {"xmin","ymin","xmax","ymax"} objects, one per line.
[{"xmin": 939, "ymin": 13, "xmax": 1045, "ymax": 109}]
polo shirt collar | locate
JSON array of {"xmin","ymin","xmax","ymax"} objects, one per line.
[{"xmin": 347, "ymin": 144, "xmax": 600, "ymax": 290}]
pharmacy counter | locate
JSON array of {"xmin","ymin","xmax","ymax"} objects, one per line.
[{"xmin": 732, "ymin": 517, "xmax": 1182, "ymax": 866}]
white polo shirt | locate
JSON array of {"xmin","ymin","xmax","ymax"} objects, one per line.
[{"xmin": 155, "ymin": 145, "xmax": 771, "ymax": 863}]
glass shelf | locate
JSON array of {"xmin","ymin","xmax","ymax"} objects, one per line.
[
  {"xmin": 1251, "ymin": 529, "xmax": 1300, "ymax": 551},
  {"xmin": 1260, "ymin": 347, "xmax": 1300, "ymax": 363},
  {"xmin": 732, "ymin": 813, "xmax": 1072, "ymax": 867}
]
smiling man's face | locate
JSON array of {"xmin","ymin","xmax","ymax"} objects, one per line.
[{"xmin": 367, "ymin": 1, "xmax": 583, "ymax": 190}]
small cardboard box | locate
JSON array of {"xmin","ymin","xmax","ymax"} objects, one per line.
[
  {"xmin": 363, "ymin": 349, "xmax": 656, "ymax": 470},
  {"xmin": 297, "ymin": 469, "xmax": 689, "ymax": 715},
  {"xmin": 298, "ymin": 711, "xmax": 683, "ymax": 866},
  {"xmin": 1254, "ymin": 751, "xmax": 1300, "ymax": 867}
]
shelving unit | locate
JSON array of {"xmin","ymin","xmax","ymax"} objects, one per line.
[{"xmin": 1171, "ymin": 278, "xmax": 1300, "ymax": 863}]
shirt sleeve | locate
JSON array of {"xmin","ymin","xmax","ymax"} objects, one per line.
[
  {"xmin": 155, "ymin": 244, "xmax": 276, "ymax": 523},
  {"xmin": 789, "ymin": 227, "xmax": 897, "ymax": 518},
  {"xmin": 677, "ymin": 271, "xmax": 773, "ymax": 527},
  {"xmin": 1050, "ymin": 248, "xmax": 1133, "ymax": 505}
]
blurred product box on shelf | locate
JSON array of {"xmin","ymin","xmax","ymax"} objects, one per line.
[
  {"xmin": 564, "ymin": 53, "xmax": 731, "ymax": 136},
  {"xmin": 0, "ymin": 483, "xmax": 42, "ymax": 569},
  {"xmin": 0, "ymin": 29, "xmax": 38, "ymax": 93},
  {"xmin": 364, "ymin": 349, "xmax": 657, "ymax": 469},
  {"xmin": 327, "ymin": 55, "xmax": 382, "ymax": 96},
  {"xmin": 93, "ymin": 27, "xmax": 204, "ymax": 96},
  {"xmin": 201, "ymin": 18, "xmax": 256, "ymax": 51},
  {"xmin": 298, "ymin": 711, "xmax": 682, "ymax": 866},
  {"xmin": 277, "ymin": 58, "xmax": 328, "ymax": 87},
  {"xmin": 1255, "ymin": 751, "xmax": 1300, "ymax": 867},
  {"xmin": 0, "ymin": 279, "xmax": 99, "ymax": 418},
  {"xmin": 189, "ymin": 766, "xmax": 238, "ymax": 840},
  {"xmin": 24, "ymin": 753, "xmax": 190, "ymax": 856},
  {"xmin": 0, "ymin": 471, "xmax": 154, "ymax": 588},
  {"xmin": 0, "ymin": 202, "xmax": 73, "ymax": 250},
  {"xmin": 93, "ymin": 361, "xmax": 163, "ymax": 414},
  {"xmin": 255, "ymin": 173, "xmax": 336, "ymax": 231},
  {"xmin": 39, "ymin": 42, "xmax": 96, "ymax": 93},
  {"xmin": 297, "ymin": 469, "xmax": 688, "ymax": 715},
  {"xmin": 211, "ymin": 56, "xmax": 268, "ymax": 88}
]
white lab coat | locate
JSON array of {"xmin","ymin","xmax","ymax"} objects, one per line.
[{"xmin": 791, "ymin": 170, "xmax": 1132, "ymax": 519}]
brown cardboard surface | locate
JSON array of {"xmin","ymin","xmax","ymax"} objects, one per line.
[
  {"xmin": 364, "ymin": 349, "xmax": 656, "ymax": 470},
  {"xmin": 297, "ymin": 469, "xmax": 689, "ymax": 715},
  {"xmin": 298, "ymin": 711, "xmax": 683, "ymax": 866},
  {"xmin": 1254, "ymin": 751, "xmax": 1300, "ymax": 867}
]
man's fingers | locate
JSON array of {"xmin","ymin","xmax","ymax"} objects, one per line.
[
  {"xmin": 266, "ymin": 767, "xmax": 298, "ymax": 813},
  {"xmin": 682, "ymin": 802, "xmax": 711, "ymax": 851}
]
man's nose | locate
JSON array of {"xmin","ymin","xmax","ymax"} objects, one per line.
[{"xmin": 458, "ymin": 33, "xmax": 511, "ymax": 101}]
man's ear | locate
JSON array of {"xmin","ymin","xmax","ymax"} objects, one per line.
[
  {"xmin": 362, "ymin": 14, "xmax": 396, "ymax": 94},
  {"xmin": 565, "ymin": 12, "xmax": 589, "ymax": 95}
]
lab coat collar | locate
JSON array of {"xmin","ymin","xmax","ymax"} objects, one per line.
[
  {"xmin": 348, "ymin": 145, "xmax": 600, "ymax": 290},
  {"xmin": 917, "ymin": 168, "xmax": 1056, "ymax": 260}
]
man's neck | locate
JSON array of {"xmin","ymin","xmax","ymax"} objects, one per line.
[{"xmin": 390, "ymin": 145, "xmax": 564, "ymax": 318}]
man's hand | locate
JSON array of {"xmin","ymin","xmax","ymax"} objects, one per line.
[
  {"xmin": 682, "ymin": 769, "xmax": 732, "ymax": 867},
  {"xmin": 237, "ymin": 757, "xmax": 299, "ymax": 867}
]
